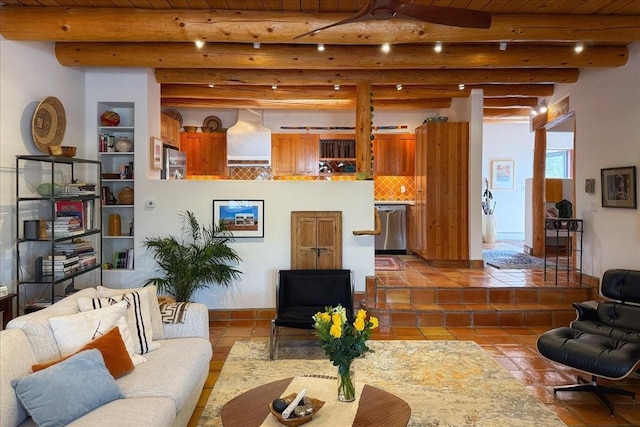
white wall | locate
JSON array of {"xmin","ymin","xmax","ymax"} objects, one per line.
[{"xmin": 550, "ymin": 42, "xmax": 640, "ymax": 276}]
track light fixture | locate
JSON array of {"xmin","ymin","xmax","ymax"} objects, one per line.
[
  {"xmin": 334, "ymin": 84, "xmax": 340, "ymax": 90},
  {"xmin": 499, "ymin": 41, "xmax": 507, "ymax": 51},
  {"xmin": 458, "ymin": 84, "xmax": 465, "ymax": 90},
  {"xmin": 381, "ymin": 43, "xmax": 391, "ymax": 53},
  {"xmin": 253, "ymin": 42, "xmax": 261, "ymax": 49},
  {"xmin": 531, "ymin": 100, "xmax": 548, "ymax": 116},
  {"xmin": 194, "ymin": 40, "xmax": 205, "ymax": 49},
  {"xmin": 396, "ymin": 84, "xmax": 403, "ymax": 90},
  {"xmin": 208, "ymin": 84, "xmax": 214, "ymax": 88},
  {"xmin": 574, "ymin": 42, "xmax": 584, "ymax": 53},
  {"xmin": 434, "ymin": 41, "xmax": 443, "ymax": 52},
  {"xmin": 317, "ymin": 44, "xmax": 325, "ymax": 51},
  {"xmin": 271, "ymin": 84, "xmax": 277, "ymax": 90}
]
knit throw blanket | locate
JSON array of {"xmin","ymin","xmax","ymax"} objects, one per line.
[{"xmin": 159, "ymin": 301, "xmax": 192, "ymax": 324}]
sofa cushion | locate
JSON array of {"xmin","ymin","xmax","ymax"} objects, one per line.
[
  {"xmin": 6, "ymin": 288, "xmax": 98, "ymax": 363},
  {"xmin": 97, "ymin": 285, "xmax": 165, "ymax": 340},
  {"xmin": 48, "ymin": 301, "xmax": 146, "ymax": 366},
  {"xmin": 12, "ymin": 349, "xmax": 123, "ymax": 427},
  {"xmin": 78, "ymin": 290, "xmax": 160, "ymax": 355},
  {"xmin": 0, "ymin": 329, "xmax": 38, "ymax": 427},
  {"xmin": 33, "ymin": 326, "xmax": 134, "ymax": 379},
  {"xmin": 67, "ymin": 396, "xmax": 176, "ymax": 427},
  {"xmin": 115, "ymin": 337, "xmax": 212, "ymax": 414}
]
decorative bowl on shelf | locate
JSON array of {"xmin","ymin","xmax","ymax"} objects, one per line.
[
  {"xmin": 47, "ymin": 145, "xmax": 77, "ymax": 157},
  {"xmin": 267, "ymin": 394, "xmax": 324, "ymax": 427},
  {"xmin": 36, "ymin": 183, "xmax": 63, "ymax": 197},
  {"xmin": 183, "ymin": 126, "xmax": 198, "ymax": 133},
  {"xmin": 118, "ymin": 186, "xmax": 134, "ymax": 205},
  {"xmin": 100, "ymin": 111, "xmax": 121, "ymax": 126}
]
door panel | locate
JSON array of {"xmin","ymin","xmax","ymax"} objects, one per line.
[{"xmin": 291, "ymin": 211, "xmax": 342, "ymax": 269}]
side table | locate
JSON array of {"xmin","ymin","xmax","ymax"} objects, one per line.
[{"xmin": 0, "ymin": 293, "xmax": 17, "ymax": 329}]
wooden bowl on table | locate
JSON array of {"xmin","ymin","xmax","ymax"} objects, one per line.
[
  {"xmin": 267, "ymin": 394, "xmax": 324, "ymax": 426},
  {"xmin": 47, "ymin": 145, "xmax": 77, "ymax": 157}
]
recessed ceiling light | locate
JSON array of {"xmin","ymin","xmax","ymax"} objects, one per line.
[
  {"xmin": 194, "ymin": 40, "xmax": 205, "ymax": 49},
  {"xmin": 574, "ymin": 42, "xmax": 584, "ymax": 53},
  {"xmin": 381, "ymin": 43, "xmax": 391, "ymax": 53},
  {"xmin": 434, "ymin": 41, "xmax": 443, "ymax": 53},
  {"xmin": 318, "ymin": 44, "xmax": 325, "ymax": 51}
]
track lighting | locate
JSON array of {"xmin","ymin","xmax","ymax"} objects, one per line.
[
  {"xmin": 253, "ymin": 42, "xmax": 261, "ymax": 49},
  {"xmin": 539, "ymin": 100, "xmax": 548, "ymax": 113},
  {"xmin": 396, "ymin": 84, "xmax": 403, "ymax": 91},
  {"xmin": 574, "ymin": 42, "xmax": 584, "ymax": 53},
  {"xmin": 434, "ymin": 41, "xmax": 443, "ymax": 52},
  {"xmin": 208, "ymin": 84, "xmax": 214, "ymax": 88},
  {"xmin": 271, "ymin": 84, "xmax": 277, "ymax": 90},
  {"xmin": 458, "ymin": 84, "xmax": 465, "ymax": 90},
  {"xmin": 381, "ymin": 43, "xmax": 391, "ymax": 53},
  {"xmin": 499, "ymin": 41, "xmax": 507, "ymax": 51},
  {"xmin": 317, "ymin": 44, "xmax": 325, "ymax": 51},
  {"xmin": 194, "ymin": 40, "xmax": 205, "ymax": 49},
  {"xmin": 334, "ymin": 84, "xmax": 340, "ymax": 91}
]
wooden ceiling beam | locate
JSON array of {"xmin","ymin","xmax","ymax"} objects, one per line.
[
  {"xmin": 155, "ymin": 68, "xmax": 579, "ymax": 85},
  {"xmin": 2, "ymin": 8, "xmax": 639, "ymax": 44},
  {"xmin": 483, "ymin": 97, "xmax": 538, "ymax": 108},
  {"xmin": 55, "ymin": 42, "xmax": 628, "ymax": 69},
  {"xmin": 160, "ymin": 98, "xmax": 451, "ymax": 110},
  {"xmin": 483, "ymin": 108, "xmax": 532, "ymax": 118}
]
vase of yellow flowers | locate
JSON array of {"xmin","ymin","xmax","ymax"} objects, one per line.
[{"xmin": 312, "ymin": 305, "xmax": 379, "ymax": 402}]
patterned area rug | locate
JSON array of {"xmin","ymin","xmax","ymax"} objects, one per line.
[
  {"xmin": 198, "ymin": 340, "xmax": 565, "ymax": 427},
  {"xmin": 483, "ymin": 249, "xmax": 546, "ymax": 269},
  {"xmin": 375, "ymin": 255, "xmax": 405, "ymax": 271}
]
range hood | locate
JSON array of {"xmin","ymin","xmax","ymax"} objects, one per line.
[{"xmin": 226, "ymin": 109, "xmax": 271, "ymax": 167}]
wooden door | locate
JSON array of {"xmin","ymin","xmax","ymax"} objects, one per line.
[
  {"xmin": 180, "ymin": 132, "xmax": 205, "ymax": 175},
  {"xmin": 204, "ymin": 133, "xmax": 228, "ymax": 175},
  {"xmin": 291, "ymin": 211, "xmax": 342, "ymax": 269}
]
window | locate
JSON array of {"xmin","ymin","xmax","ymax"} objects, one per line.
[{"xmin": 546, "ymin": 150, "xmax": 573, "ymax": 178}]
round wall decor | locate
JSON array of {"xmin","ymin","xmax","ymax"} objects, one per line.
[
  {"xmin": 162, "ymin": 109, "xmax": 183, "ymax": 127},
  {"xmin": 32, "ymin": 96, "xmax": 66, "ymax": 153},
  {"xmin": 203, "ymin": 115, "xmax": 222, "ymax": 132}
]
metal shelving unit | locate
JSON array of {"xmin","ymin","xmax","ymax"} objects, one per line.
[{"xmin": 543, "ymin": 218, "xmax": 584, "ymax": 285}]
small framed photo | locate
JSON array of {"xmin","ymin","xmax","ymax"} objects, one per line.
[
  {"xmin": 490, "ymin": 159, "xmax": 514, "ymax": 190},
  {"xmin": 213, "ymin": 200, "xmax": 264, "ymax": 238},
  {"xmin": 601, "ymin": 166, "xmax": 637, "ymax": 209},
  {"xmin": 150, "ymin": 137, "xmax": 163, "ymax": 170}
]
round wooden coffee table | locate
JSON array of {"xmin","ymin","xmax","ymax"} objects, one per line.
[{"xmin": 221, "ymin": 377, "xmax": 411, "ymax": 427}]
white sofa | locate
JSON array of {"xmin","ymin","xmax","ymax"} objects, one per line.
[{"xmin": 0, "ymin": 287, "xmax": 212, "ymax": 427}]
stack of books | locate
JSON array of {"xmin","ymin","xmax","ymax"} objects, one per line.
[
  {"xmin": 46, "ymin": 216, "xmax": 83, "ymax": 238},
  {"xmin": 56, "ymin": 239, "xmax": 96, "ymax": 270},
  {"xmin": 40, "ymin": 255, "xmax": 79, "ymax": 278},
  {"xmin": 113, "ymin": 248, "xmax": 134, "ymax": 270},
  {"xmin": 63, "ymin": 182, "xmax": 97, "ymax": 196}
]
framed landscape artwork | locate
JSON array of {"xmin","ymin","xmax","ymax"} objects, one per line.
[
  {"xmin": 150, "ymin": 137, "xmax": 163, "ymax": 170},
  {"xmin": 490, "ymin": 159, "xmax": 514, "ymax": 190},
  {"xmin": 601, "ymin": 166, "xmax": 637, "ymax": 209},
  {"xmin": 213, "ymin": 200, "xmax": 264, "ymax": 238}
]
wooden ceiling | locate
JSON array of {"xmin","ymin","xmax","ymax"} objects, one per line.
[{"xmin": 1, "ymin": 1, "xmax": 639, "ymax": 118}]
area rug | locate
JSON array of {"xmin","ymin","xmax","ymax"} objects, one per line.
[
  {"xmin": 483, "ymin": 249, "xmax": 546, "ymax": 269},
  {"xmin": 198, "ymin": 340, "xmax": 565, "ymax": 427},
  {"xmin": 375, "ymin": 255, "xmax": 405, "ymax": 271}
]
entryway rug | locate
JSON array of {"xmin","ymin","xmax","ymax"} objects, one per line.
[
  {"xmin": 198, "ymin": 340, "xmax": 565, "ymax": 426},
  {"xmin": 483, "ymin": 249, "xmax": 546, "ymax": 269},
  {"xmin": 375, "ymin": 255, "xmax": 405, "ymax": 271}
]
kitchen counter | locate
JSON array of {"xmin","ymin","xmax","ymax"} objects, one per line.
[{"xmin": 375, "ymin": 200, "xmax": 415, "ymax": 205}]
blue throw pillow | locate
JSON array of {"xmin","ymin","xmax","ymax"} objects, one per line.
[{"xmin": 11, "ymin": 349, "xmax": 123, "ymax": 427}]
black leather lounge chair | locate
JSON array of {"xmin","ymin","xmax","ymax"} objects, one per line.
[
  {"xmin": 537, "ymin": 269, "xmax": 640, "ymax": 415},
  {"xmin": 270, "ymin": 269, "xmax": 354, "ymax": 360}
]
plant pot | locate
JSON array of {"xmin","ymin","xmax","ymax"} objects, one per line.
[{"xmin": 115, "ymin": 137, "xmax": 133, "ymax": 152}]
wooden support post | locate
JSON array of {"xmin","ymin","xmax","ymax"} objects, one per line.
[
  {"xmin": 355, "ymin": 81, "xmax": 372, "ymax": 180},
  {"xmin": 532, "ymin": 128, "xmax": 547, "ymax": 256}
]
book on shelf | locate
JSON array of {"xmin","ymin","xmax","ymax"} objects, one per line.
[{"xmin": 112, "ymin": 248, "xmax": 134, "ymax": 270}]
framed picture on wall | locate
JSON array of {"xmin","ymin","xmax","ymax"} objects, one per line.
[
  {"xmin": 601, "ymin": 166, "xmax": 637, "ymax": 209},
  {"xmin": 490, "ymin": 159, "xmax": 515, "ymax": 190},
  {"xmin": 150, "ymin": 137, "xmax": 163, "ymax": 170},
  {"xmin": 213, "ymin": 200, "xmax": 264, "ymax": 238}
]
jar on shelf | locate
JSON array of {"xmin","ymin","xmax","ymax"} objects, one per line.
[
  {"xmin": 115, "ymin": 137, "xmax": 133, "ymax": 152},
  {"xmin": 118, "ymin": 186, "xmax": 134, "ymax": 205}
]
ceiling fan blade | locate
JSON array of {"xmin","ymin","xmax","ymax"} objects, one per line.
[
  {"xmin": 293, "ymin": 5, "xmax": 375, "ymax": 39},
  {"xmin": 395, "ymin": 4, "xmax": 491, "ymax": 29}
]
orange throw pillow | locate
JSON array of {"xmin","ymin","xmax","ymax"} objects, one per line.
[{"xmin": 33, "ymin": 326, "xmax": 134, "ymax": 379}]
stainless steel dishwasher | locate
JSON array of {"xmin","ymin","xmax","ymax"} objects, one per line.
[{"xmin": 374, "ymin": 204, "xmax": 407, "ymax": 254}]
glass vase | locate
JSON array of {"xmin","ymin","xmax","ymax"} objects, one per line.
[{"xmin": 337, "ymin": 361, "xmax": 356, "ymax": 402}]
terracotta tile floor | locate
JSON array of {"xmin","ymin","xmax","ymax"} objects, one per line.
[{"xmin": 188, "ymin": 241, "xmax": 640, "ymax": 427}]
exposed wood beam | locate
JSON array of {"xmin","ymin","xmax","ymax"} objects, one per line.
[
  {"xmin": 160, "ymin": 98, "xmax": 451, "ymax": 109},
  {"xmin": 483, "ymin": 97, "xmax": 538, "ymax": 108},
  {"xmin": 2, "ymin": 8, "xmax": 639, "ymax": 44},
  {"xmin": 483, "ymin": 108, "xmax": 533, "ymax": 118},
  {"xmin": 155, "ymin": 68, "xmax": 579, "ymax": 86},
  {"xmin": 55, "ymin": 42, "xmax": 628, "ymax": 69}
]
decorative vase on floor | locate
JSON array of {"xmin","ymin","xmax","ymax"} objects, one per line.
[
  {"xmin": 482, "ymin": 214, "xmax": 497, "ymax": 243},
  {"xmin": 337, "ymin": 362, "xmax": 355, "ymax": 402}
]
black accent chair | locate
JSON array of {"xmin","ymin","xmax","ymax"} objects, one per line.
[
  {"xmin": 537, "ymin": 269, "xmax": 640, "ymax": 415},
  {"xmin": 270, "ymin": 269, "xmax": 354, "ymax": 360}
]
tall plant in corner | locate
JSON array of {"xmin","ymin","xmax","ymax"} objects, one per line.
[{"xmin": 143, "ymin": 210, "xmax": 242, "ymax": 302}]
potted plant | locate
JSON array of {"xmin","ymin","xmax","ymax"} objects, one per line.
[{"xmin": 143, "ymin": 210, "xmax": 242, "ymax": 302}]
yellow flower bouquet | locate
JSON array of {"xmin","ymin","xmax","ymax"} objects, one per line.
[{"xmin": 312, "ymin": 305, "xmax": 379, "ymax": 402}]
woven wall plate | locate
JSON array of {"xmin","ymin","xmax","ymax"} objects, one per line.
[
  {"xmin": 162, "ymin": 109, "xmax": 183, "ymax": 127},
  {"xmin": 32, "ymin": 96, "xmax": 66, "ymax": 153},
  {"xmin": 203, "ymin": 115, "xmax": 222, "ymax": 132}
]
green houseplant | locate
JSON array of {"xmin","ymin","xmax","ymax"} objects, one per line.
[{"xmin": 143, "ymin": 210, "xmax": 242, "ymax": 302}]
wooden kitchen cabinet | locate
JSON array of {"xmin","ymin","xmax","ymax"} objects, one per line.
[
  {"xmin": 271, "ymin": 134, "xmax": 319, "ymax": 176},
  {"xmin": 413, "ymin": 122, "xmax": 469, "ymax": 264},
  {"xmin": 161, "ymin": 114, "xmax": 180, "ymax": 148},
  {"xmin": 179, "ymin": 132, "xmax": 228, "ymax": 176},
  {"xmin": 373, "ymin": 134, "xmax": 415, "ymax": 176}
]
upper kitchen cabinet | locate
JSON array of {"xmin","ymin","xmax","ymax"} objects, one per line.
[
  {"xmin": 179, "ymin": 132, "xmax": 227, "ymax": 176},
  {"xmin": 373, "ymin": 134, "xmax": 415, "ymax": 176},
  {"xmin": 271, "ymin": 134, "xmax": 319, "ymax": 176},
  {"xmin": 160, "ymin": 114, "xmax": 180, "ymax": 148}
]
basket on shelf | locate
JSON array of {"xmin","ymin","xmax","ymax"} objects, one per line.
[{"xmin": 118, "ymin": 187, "xmax": 134, "ymax": 205}]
